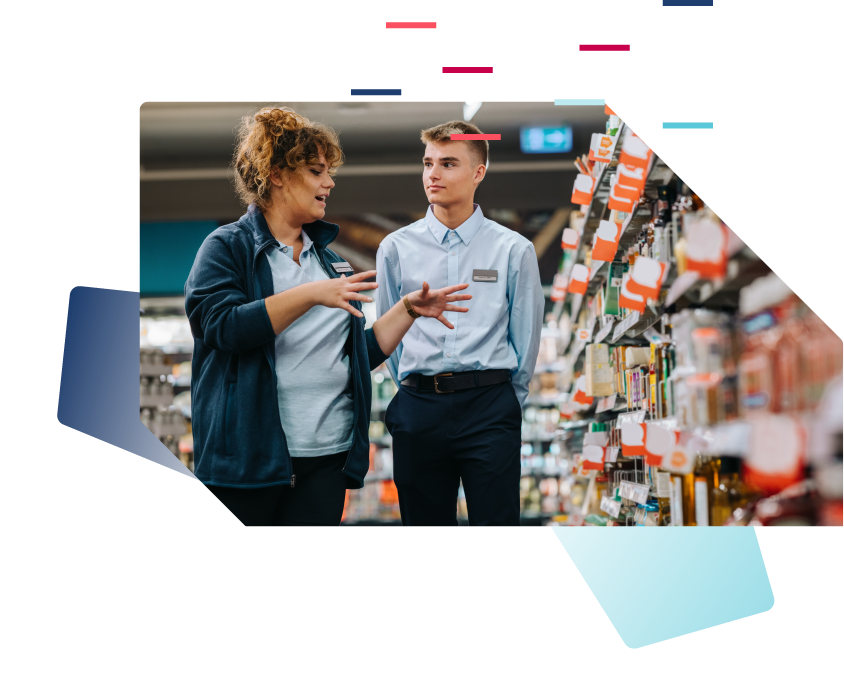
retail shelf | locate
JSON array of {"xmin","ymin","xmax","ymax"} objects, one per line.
[
  {"xmin": 594, "ymin": 319, "xmax": 615, "ymax": 344},
  {"xmin": 140, "ymin": 363, "xmax": 171, "ymax": 377},
  {"xmin": 144, "ymin": 421, "xmax": 186, "ymax": 439},
  {"xmin": 534, "ymin": 362, "xmax": 566, "ymax": 375},
  {"xmin": 140, "ymin": 392, "xmax": 174, "ymax": 408}
]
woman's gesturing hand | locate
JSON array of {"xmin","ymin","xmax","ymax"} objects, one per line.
[
  {"xmin": 407, "ymin": 282, "xmax": 472, "ymax": 329},
  {"xmin": 311, "ymin": 270, "xmax": 378, "ymax": 318}
]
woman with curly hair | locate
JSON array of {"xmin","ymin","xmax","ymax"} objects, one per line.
[{"xmin": 185, "ymin": 106, "xmax": 471, "ymax": 526}]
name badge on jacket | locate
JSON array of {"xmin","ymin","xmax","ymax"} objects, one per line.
[
  {"xmin": 473, "ymin": 269, "xmax": 498, "ymax": 282},
  {"xmin": 331, "ymin": 262, "xmax": 354, "ymax": 274}
]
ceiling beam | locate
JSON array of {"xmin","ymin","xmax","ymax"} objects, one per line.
[{"xmin": 139, "ymin": 160, "xmax": 577, "ymax": 182}]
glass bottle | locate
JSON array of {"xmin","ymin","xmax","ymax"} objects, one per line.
[
  {"xmin": 772, "ymin": 308, "xmax": 803, "ymax": 413},
  {"xmin": 669, "ymin": 472, "xmax": 697, "ymax": 526},
  {"xmin": 710, "ymin": 457, "xmax": 759, "ymax": 525},
  {"xmin": 657, "ymin": 185, "xmax": 674, "ymax": 225},
  {"xmin": 591, "ymin": 475, "xmax": 609, "ymax": 515},
  {"xmin": 691, "ymin": 190, "xmax": 707, "ymax": 211},
  {"xmin": 694, "ymin": 456, "xmax": 720, "ymax": 527}
]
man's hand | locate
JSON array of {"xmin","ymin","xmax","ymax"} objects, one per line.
[
  {"xmin": 311, "ymin": 270, "xmax": 379, "ymax": 318},
  {"xmin": 407, "ymin": 282, "xmax": 472, "ymax": 329}
]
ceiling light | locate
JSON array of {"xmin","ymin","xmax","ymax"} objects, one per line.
[{"xmin": 463, "ymin": 101, "xmax": 483, "ymax": 121}]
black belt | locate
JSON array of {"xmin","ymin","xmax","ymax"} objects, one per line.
[{"xmin": 400, "ymin": 369, "xmax": 511, "ymax": 394}]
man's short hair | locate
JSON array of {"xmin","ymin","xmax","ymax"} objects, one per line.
[{"xmin": 420, "ymin": 120, "xmax": 488, "ymax": 167}]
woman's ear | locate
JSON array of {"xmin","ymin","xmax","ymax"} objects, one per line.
[{"xmin": 269, "ymin": 166, "xmax": 285, "ymax": 189}]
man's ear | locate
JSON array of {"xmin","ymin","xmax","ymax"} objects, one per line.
[{"xmin": 474, "ymin": 163, "xmax": 486, "ymax": 187}]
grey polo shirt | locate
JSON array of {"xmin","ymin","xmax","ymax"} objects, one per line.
[{"xmin": 265, "ymin": 231, "xmax": 354, "ymax": 457}]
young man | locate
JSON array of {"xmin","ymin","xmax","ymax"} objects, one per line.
[{"xmin": 375, "ymin": 120, "xmax": 544, "ymax": 526}]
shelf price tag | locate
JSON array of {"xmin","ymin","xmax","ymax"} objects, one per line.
[
  {"xmin": 621, "ymin": 420, "xmax": 647, "ymax": 456},
  {"xmin": 644, "ymin": 423, "xmax": 677, "ymax": 466},
  {"xmin": 582, "ymin": 445, "xmax": 606, "ymax": 469},
  {"xmin": 612, "ymin": 310, "xmax": 640, "ymax": 341},
  {"xmin": 627, "ymin": 257, "xmax": 667, "ymax": 301},
  {"xmin": 596, "ymin": 395, "xmax": 617, "ymax": 413},
  {"xmin": 562, "ymin": 227, "xmax": 581, "ymax": 250},
  {"xmin": 601, "ymin": 496, "xmax": 621, "ymax": 518},
  {"xmin": 589, "ymin": 132, "xmax": 618, "ymax": 163},
  {"xmin": 572, "ymin": 174, "xmax": 595, "ymax": 206},
  {"xmin": 619, "ymin": 481, "xmax": 650, "ymax": 505},
  {"xmin": 686, "ymin": 215, "xmax": 728, "ymax": 280},
  {"xmin": 592, "ymin": 220, "xmax": 622, "ymax": 262},
  {"xmin": 569, "ymin": 263, "xmax": 589, "ymax": 295},
  {"xmin": 594, "ymin": 320, "xmax": 614, "ymax": 344}
]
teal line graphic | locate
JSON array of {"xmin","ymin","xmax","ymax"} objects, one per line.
[
  {"xmin": 662, "ymin": 121, "xmax": 844, "ymax": 153},
  {"xmin": 555, "ymin": 528, "xmax": 774, "ymax": 648},
  {"xmin": 554, "ymin": 97, "xmax": 607, "ymax": 107}
]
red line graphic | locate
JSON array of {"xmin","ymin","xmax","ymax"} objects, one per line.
[
  {"xmin": 442, "ymin": 66, "xmax": 493, "ymax": 73},
  {"xmin": 386, "ymin": 22, "xmax": 436, "ymax": 28},
  {"xmin": 579, "ymin": 45, "xmax": 630, "ymax": 51}
]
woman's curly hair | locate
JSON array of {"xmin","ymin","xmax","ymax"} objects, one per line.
[{"xmin": 233, "ymin": 107, "xmax": 344, "ymax": 209}]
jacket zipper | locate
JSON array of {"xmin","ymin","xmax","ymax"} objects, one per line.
[
  {"xmin": 317, "ymin": 248, "xmax": 358, "ymax": 482},
  {"xmin": 253, "ymin": 240, "xmax": 299, "ymax": 486}
]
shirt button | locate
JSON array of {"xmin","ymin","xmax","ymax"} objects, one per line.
[
  {"xmin": 282, "ymin": 246, "xmax": 288, "ymax": 253},
  {"xmin": 450, "ymin": 252, "xmax": 456, "ymax": 256},
  {"xmin": 447, "ymin": 353, "xmax": 451, "ymax": 357},
  {"xmin": 449, "ymin": 232, "xmax": 455, "ymax": 237}
]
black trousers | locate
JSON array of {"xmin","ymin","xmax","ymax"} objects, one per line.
[
  {"xmin": 206, "ymin": 451, "xmax": 349, "ymax": 526},
  {"xmin": 385, "ymin": 381, "xmax": 522, "ymax": 526}
]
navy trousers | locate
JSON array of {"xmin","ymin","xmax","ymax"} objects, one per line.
[{"xmin": 385, "ymin": 381, "xmax": 522, "ymax": 526}]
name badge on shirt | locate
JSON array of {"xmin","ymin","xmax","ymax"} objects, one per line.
[
  {"xmin": 473, "ymin": 269, "xmax": 498, "ymax": 283},
  {"xmin": 331, "ymin": 262, "xmax": 354, "ymax": 274}
]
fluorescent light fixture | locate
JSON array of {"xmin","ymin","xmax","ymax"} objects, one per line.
[{"xmin": 463, "ymin": 101, "xmax": 483, "ymax": 121}]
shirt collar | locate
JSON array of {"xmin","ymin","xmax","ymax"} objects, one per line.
[
  {"xmin": 300, "ymin": 229, "xmax": 314, "ymax": 252},
  {"xmin": 425, "ymin": 204, "xmax": 484, "ymax": 245}
]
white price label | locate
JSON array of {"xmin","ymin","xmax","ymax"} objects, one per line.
[
  {"xmin": 619, "ymin": 481, "xmax": 650, "ymax": 505},
  {"xmin": 612, "ymin": 311, "xmax": 640, "ymax": 342},
  {"xmin": 594, "ymin": 321, "xmax": 614, "ymax": 344},
  {"xmin": 601, "ymin": 496, "xmax": 621, "ymax": 518}
]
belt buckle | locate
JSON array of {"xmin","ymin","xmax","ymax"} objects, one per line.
[{"xmin": 433, "ymin": 373, "xmax": 454, "ymax": 394}]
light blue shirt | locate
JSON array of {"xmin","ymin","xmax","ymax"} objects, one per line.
[
  {"xmin": 266, "ymin": 231, "xmax": 354, "ymax": 457},
  {"xmin": 375, "ymin": 204, "xmax": 544, "ymax": 407}
]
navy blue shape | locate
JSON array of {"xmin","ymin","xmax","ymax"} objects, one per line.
[
  {"xmin": 57, "ymin": 286, "xmax": 196, "ymax": 481},
  {"xmin": 350, "ymin": 89, "xmax": 402, "ymax": 96},
  {"xmin": 662, "ymin": 0, "xmax": 844, "ymax": 15}
]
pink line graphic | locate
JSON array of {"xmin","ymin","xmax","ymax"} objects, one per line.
[
  {"xmin": 450, "ymin": 134, "xmax": 501, "ymax": 141},
  {"xmin": 579, "ymin": 44, "xmax": 844, "ymax": 65},
  {"xmin": 442, "ymin": 66, "xmax": 844, "ymax": 80},
  {"xmin": 387, "ymin": 22, "xmax": 844, "ymax": 34}
]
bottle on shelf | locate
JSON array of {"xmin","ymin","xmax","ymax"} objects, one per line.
[
  {"xmin": 655, "ymin": 469, "xmax": 672, "ymax": 525},
  {"xmin": 669, "ymin": 471, "xmax": 697, "ymax": 526},
  {"xmin": 694, "ymin": 456, "xmax": 720, "ymax": 527},
  {"xmin": 709, "ymin": 457, "xmax": 759, "ymax": 526}
]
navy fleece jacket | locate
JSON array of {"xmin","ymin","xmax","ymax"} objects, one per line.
[{"xmin": 184, "ymin": 204, "xmax": 388, "ymax": 488}]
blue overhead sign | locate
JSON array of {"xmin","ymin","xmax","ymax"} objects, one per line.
[{"xmin": 520, "ymin": 125, "xmax": 573, "ymax": 154}]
